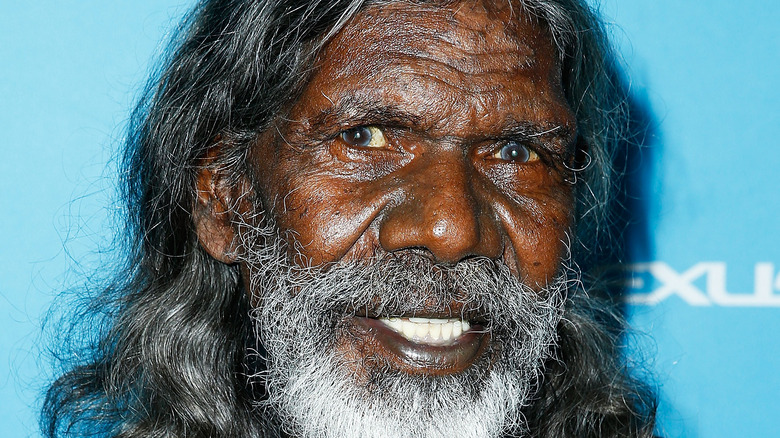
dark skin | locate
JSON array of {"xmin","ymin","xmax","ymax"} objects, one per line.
[{"xmin": 196, "ymin": 1, "xmax": 577, "ymax": 380}]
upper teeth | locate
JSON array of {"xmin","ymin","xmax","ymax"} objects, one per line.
[{"xmin": 379, "ymin": 317, "xmax": 471, "ymax": 345}]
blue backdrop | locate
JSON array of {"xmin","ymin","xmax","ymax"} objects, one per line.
[{"xmin": 1, "ymin": 1, "xmax": 778, "ymax": 437}]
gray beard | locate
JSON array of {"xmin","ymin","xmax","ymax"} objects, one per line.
[{"xmin": 237, "ymin": 221, "xmax": 571, "ymax": 438}]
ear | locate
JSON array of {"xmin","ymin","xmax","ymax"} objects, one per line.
[{"xmin": 193, "ymin": 147, "xmax": 242, "ymax": 263}]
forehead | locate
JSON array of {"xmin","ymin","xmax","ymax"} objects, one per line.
[
  {"xmin": 324, "ymin": 2, "xmax": 541, "ymax": 79},
  {"xmin": 288, "ymin": 0, "xmax": 570, "ymax": 139}
]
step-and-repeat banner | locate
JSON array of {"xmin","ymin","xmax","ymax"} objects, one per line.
[{"xmin": 1, "ymin": 1, "xmax": 777, "ymax": 437}]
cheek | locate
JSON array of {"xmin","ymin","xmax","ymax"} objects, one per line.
[
  {"xmin": 259, "ymin": 165, "xmax": 393, "ymax": 265},
  {"xmin": 251, "ymin": 134, "xmax": 409, "ymax": 265},
  {"xmin": 485, "ymin": 170, "xmax": 574, "ymax": 286}
]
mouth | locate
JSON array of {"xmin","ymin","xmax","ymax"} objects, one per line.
[{"xmin": 349, "ymin": 315, "xmax": 491, "ymax": 376}]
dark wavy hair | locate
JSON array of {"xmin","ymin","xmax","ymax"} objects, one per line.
[{"xmin": 43, "ymin": 0, "xmax": 657, "ymax": 437}]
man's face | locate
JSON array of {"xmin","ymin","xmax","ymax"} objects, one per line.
[{"xmin": 225, "ymin": 1, "xmax": 577, "ymax": 437}]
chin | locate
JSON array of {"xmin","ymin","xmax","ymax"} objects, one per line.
[{"xmin": 266, "ymin": 345, "xmax": 530, "ymax": 438}]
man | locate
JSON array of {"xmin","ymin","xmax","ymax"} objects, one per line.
[{"xmin": 44, "ymin": 0, "xmax": 657, "ymax": 437}]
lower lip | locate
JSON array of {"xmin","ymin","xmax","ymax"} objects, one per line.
[{"xmin": 349, "ymin": 316, "xmax": 491, "ymax": 376}]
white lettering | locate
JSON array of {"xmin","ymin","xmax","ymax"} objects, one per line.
[
  {"xmin": 624, "ymin": 262, "xmax": 780, "ymax": 307},
  {"xmin": 626, "ymin": 262, "xmax": 711, "ymax": 306}
]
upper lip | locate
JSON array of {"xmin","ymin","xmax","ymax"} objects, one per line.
[
  {"xmin": 343, "ymin": 286, "xmax": 491, "ymax": 324},
  {"xmin": 352, "ymin": 305, "xmax": 489, "ymax": 325}
]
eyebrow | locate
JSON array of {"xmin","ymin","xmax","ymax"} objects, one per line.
[
  {"xmin": 307, "ymin": 94, "xmax": 425, "ymax": 133},
  {"xmin": 500, "ymin": 120, "xmax": 576, "ymax": 143}
]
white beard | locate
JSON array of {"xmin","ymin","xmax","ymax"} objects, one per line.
[
  {"xmin": 237, "ymin": 223, "xmax": 571, "ymax": 438},
  {"xmin": 274, "ymin": 351, "xmax": 531, "ymax": 438}
]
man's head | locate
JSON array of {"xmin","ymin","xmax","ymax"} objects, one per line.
[
  {"xmin": 44, "ymin": 1, "xmax": 655, "ymax": 437},
  {"xmin": 194, "ymin": 3, "xmax": 575, "ymax": 436}
]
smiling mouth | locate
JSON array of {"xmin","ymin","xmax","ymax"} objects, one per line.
[
  {"xmin": 380, "ymin": 317, "xmax": 471, "ymax": 344},
  {"xmin": 350, "ymin": 315, "xmax": 491, "ymax": 376}
]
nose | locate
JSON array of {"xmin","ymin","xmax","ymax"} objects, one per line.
[{"xmin": 378, "ymin": 148, "xmax": 502, "ymax": 264}]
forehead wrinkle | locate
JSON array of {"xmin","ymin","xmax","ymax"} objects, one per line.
[
  {"xmin": 357, "ymin": 64, "xmax": 562, "ymax": 126},
  {"xmin": 319, "ymin": 61, "xmax": 530, "ymax": 134},
  {"xmin": 384, "ymin": 47, "xmax": 534, "ymax": 78},
  {"xmin": 434, "ymin": 5, "xmax": 537, "ymax": 63},
  {"xmin": 346, "ymin": 7, "xmax": 537, "ymax": 75},
  {"xmin": 371, "ymin": 55, "xmax": 534, "ymax": 92},
  {"xmin": 326, "ymin": 36, "xmax": 534, "ymax": 86}
]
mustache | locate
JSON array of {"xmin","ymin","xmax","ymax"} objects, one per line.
[
  {"xmin": 246, "ymin": 246, "xmax": 569, "ymax": 335},
  {"xmin": 234, "ymin": 216, "xmax": 573, "ymax": 311}
]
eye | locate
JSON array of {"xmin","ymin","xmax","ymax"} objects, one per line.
[
  {"xmin": 340, "ymin": 126, "xmax": 388, "ymax": 149},
  {"xmin": 492, "ymin": 141, "xmax": 539, "ymax": 163}
]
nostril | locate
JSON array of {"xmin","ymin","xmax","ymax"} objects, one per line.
[
  {"xmin": 389, "ymin": 247, "xmax": 463, "ymax": 268},
  {"xmin": 405, "ymin": 247, "xmax": 437, "ymax": 261}
]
